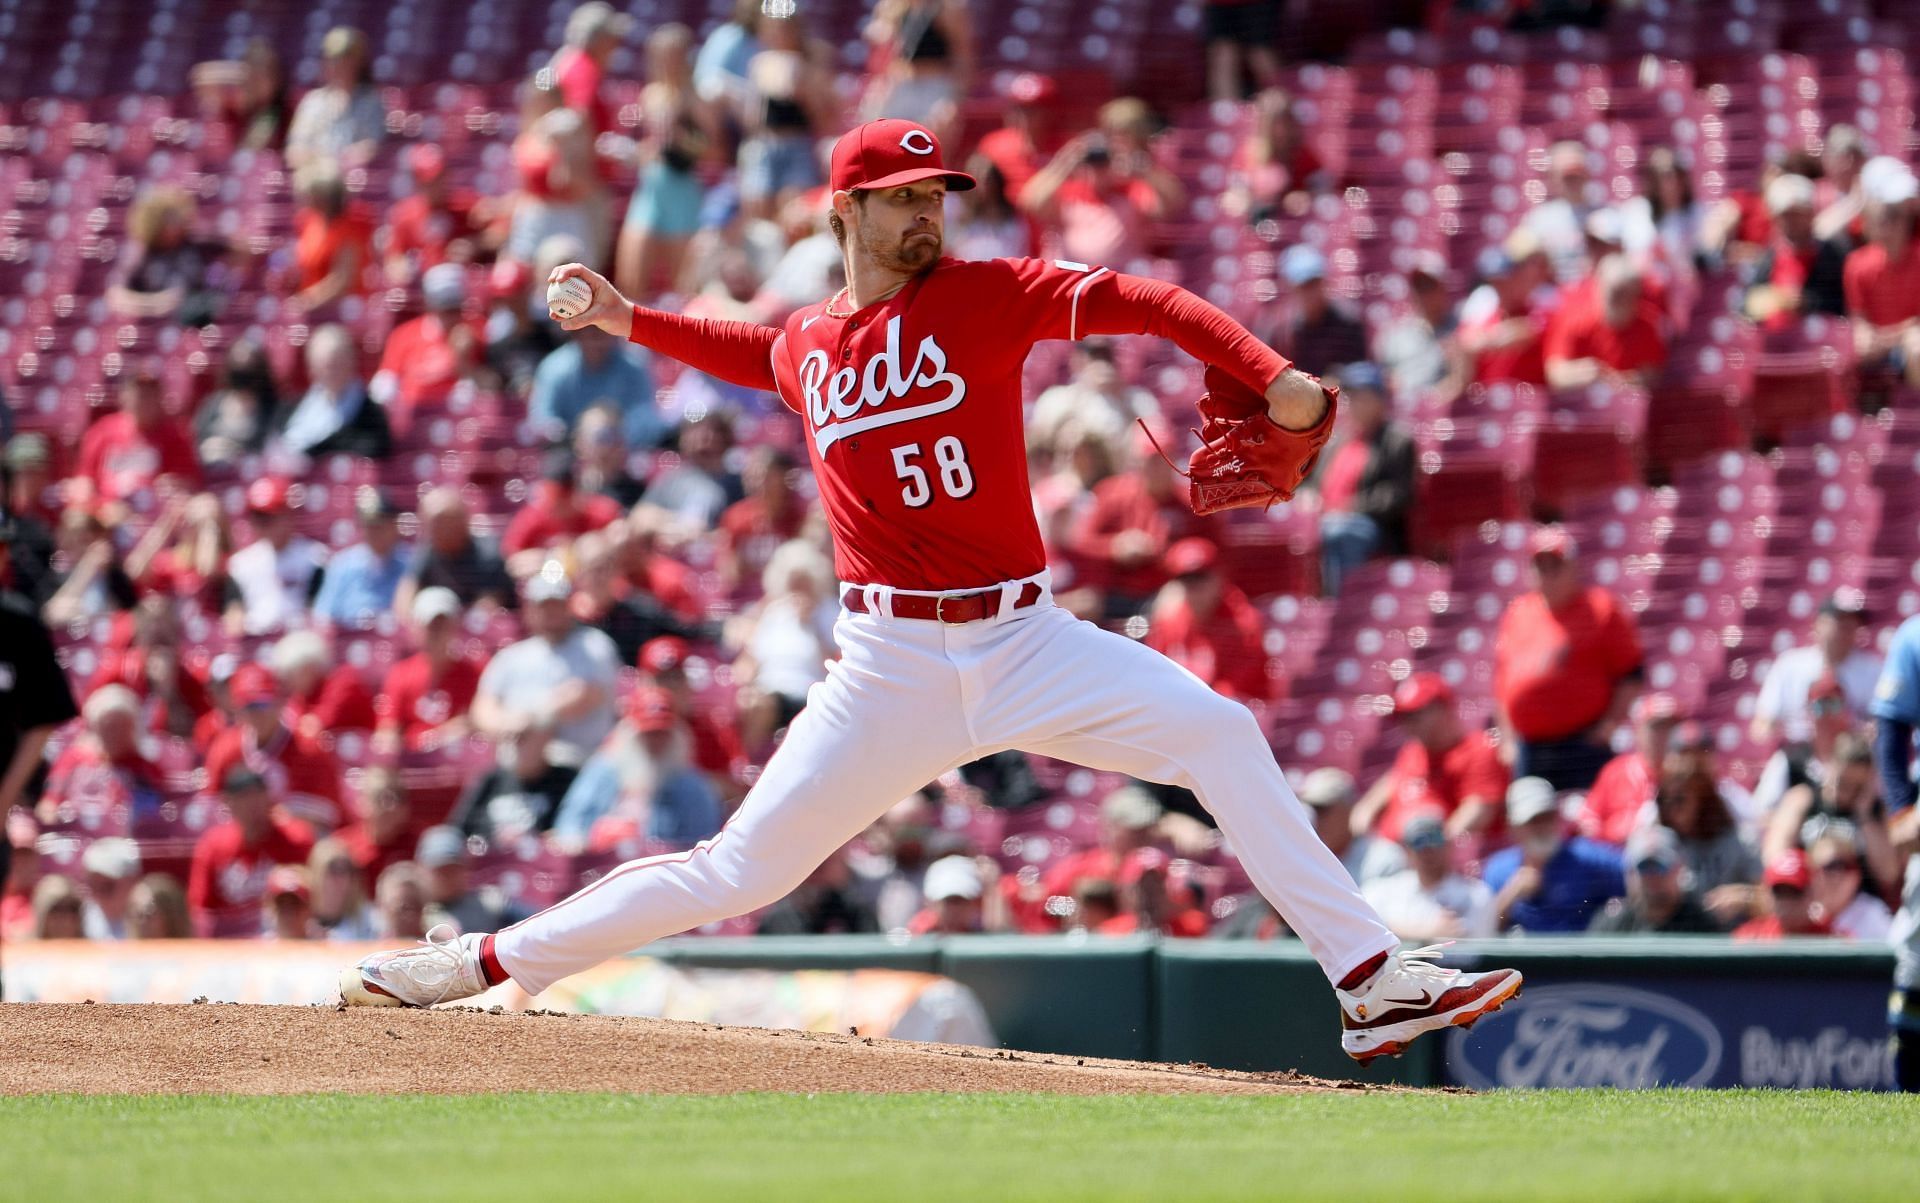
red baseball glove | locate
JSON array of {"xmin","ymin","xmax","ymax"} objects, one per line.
[{"xmin": 1144, "ymin": 366, "xmax": 1339, "ymax": 515}]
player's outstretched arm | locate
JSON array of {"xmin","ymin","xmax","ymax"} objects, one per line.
[{"xmin": 546, "ymin": 263, "xmax": 781, "ymax": 392}]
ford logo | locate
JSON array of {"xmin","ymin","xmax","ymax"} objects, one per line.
[{"xmin": 1448, "ymin": 984, "xmax": 1723, "ymax": 1089}]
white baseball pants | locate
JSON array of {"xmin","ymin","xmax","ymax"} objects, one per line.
[{"xmin": 493, "ymin": 572, "xmax": 1398, "ymax": 994}]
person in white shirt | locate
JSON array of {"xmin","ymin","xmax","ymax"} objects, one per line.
[
  {"xmin": 1751, "ymin": 590, "xmax": 1883, "ymax": 747},
  {"xmin": 1523, "ymin": 141, "xmax": 1602, "ymax": 285},
  {"xmin": 225, "ymin": 477, "xmax": 328, "ymax": 635},
  {"xmin": 1299, "ymin": 767, "xmax": 1406, "ymax": 888},
  {"xmin": 470, "ymin": 562, "xmax": 623, "ymax": 768},
  {"xmin": 1362, "ymin": 811, "xmax": 1497, "ymax": 940}
]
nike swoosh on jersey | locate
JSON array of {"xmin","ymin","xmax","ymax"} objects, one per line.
[{"xmin": 801, "ymin": 314, "xmax": 824, "ymax": 330}]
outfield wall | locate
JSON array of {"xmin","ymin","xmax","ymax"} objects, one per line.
[{"xmin": 655, "ymin": 936, "xmax": 1900, "ymax": 1091}]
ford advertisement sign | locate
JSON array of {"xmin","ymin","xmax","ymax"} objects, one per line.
[{"xmin": 1446, "ymin": 974, "xmax": 1895, "ymax": 1090}]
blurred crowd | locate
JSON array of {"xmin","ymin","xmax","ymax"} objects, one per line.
[{"xmin": 1, "ymin": 0, "xmax": 1916, "ymax": 952}]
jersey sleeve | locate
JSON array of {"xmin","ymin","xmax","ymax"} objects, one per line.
[
  {"xmin": 1871, "ymin": 619, "xmax": 1920, "ymax": 724},
  {"xmin": 992, "ymin": 258, "xmax": 1292, "ymax": 394},
  {"xmin": 627, "ymin": 306, "xmax": 781, "ymax": 392}
]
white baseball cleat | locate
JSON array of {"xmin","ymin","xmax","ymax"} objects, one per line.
[
  {"xmin": 339, "ymin": 923, "xmax": 490, "ymax": 1008},
  {"xmin": 1336, "ymin": 944, "xmax": 1522, "ymax": 1066}
]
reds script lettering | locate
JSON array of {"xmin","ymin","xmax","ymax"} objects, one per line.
[{"xmin": 798, "ymin": 315, "xmax": 966, "ymax": 457}]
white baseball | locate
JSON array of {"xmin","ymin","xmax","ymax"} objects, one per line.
[{"xmin": 546, "ymin": 276, "xmax": 594, "ymax": 321}]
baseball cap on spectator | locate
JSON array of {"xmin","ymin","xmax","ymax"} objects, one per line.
[
  {"xmin": 1506, "ymin": 776, "xmax": 1560, "ymax": 826},
  {"xmin": 411, "ymin": 585, "xmax": 462, "ymax": 627},
  {"xmin": 830, "ymin": 119, "xmax": 977, "ymax": 194},
  {"xmin": 525, "ymin": 561, "xmax": 573, "ymax": 602},
  {"xmin": 1584, "ymin": 207, "xmax": 1625, "ymax": 247},
  {"xmin": 565, "ymin": 0, "xmax": 633, "ymax": 47},
  {"xmin": 1401, "ymin": 811, "xmax": 1448, "ymax": 851},
  {"xmin": 1298, "ymin": 767, "xmax": 1357, "ymax": 808},
  {"xmin": 1337, "ymin": 361, "xmax": 1386, "ymax": 396},
  {"xmin": 1765, "ymin": 173, "xmax": 1816, "ymax": 215},
  {"xmin": 82, "ymin": 837, "xmax": 141, "ymax": 881},
  {"xmin": 247, "ymin": 476, "xmax": 293, "ymax": 516},
  {"xmin": 406, "ymin": 143, "xmax": 446, "ymax": 185},
  {"xmin": 1280, "ymin": 245, "xmax": 1327, "ymax": 286},
  {"xmin": 1630, "ymin": 692, "xmax": 1681, "ymax": 725},
  {"xmin": 1764, "ymin": 849, "xmax": 1812, "ymax": 891},
  {"xmin": 321, "ymin": 26, "xmax": 367, "ymax": 60},
  {"xmin": 1624, "ymin": 825, "xmax": 1684, "ymax": 877},
  {"xmin": 1005, "ymin": 72, "xmax": 1057, "ymax": 105},
  {"xmin": 1529, "ymin": 524, "xmax": 1576, "ymax": 560},
  {"xmin": 923, "ymin": 855, "xmax": 983, "ymax": 902},
  {"xmin": 1405, "ymin": 250, "xmax": 1449, "ymax": 286},
  {"xmin": 266, "ymin": 865, "xmax": 310, "ymax": 902},
  {"xmin": 1102, "ymin": 786, "xmax": 1163, "ymax": 831},
  {"xmin": 208, "ymin": 652, "xmax": 241, "ymax": 685},
  {"xmin": 639, "ymin": 635, "xmax": 691, "ymax": 676},
  {"xmin": 1862, "ymin": 155, "xmax": 1919, "ymax": 206},
  {"xmin": 1393, "ymin": 672, "xmax": 1454, "ymax": 716},
  {"xmin": 1820, "ymin": 588, "xmax": 1869, "ymax": 622},
  {"xmin": 415, "ymin": 825, "xmax": 467, "ymax": 869},
  {"xmin": 356, "ymin": 488, "xmax": 404, "ymax": 524},
  {"xmin": 221, "ymin": 765, "xmax": 269, "ymax": 795},
  {"xmin": 1164, "ymin": 537, "xmax": 1219, "ymax": 579},
  {"xmin": 628, "ymin": 686, "xmax": 678, "ymax": 733},
  {"xmin": 227, "ymin": 664, "xmax": 280, "ymax": 708},
  {"xmin": 422, "ymin": 263, "xmax": 467, "ymax": 312},
  {"xmin": 5, "ymin": 432, "xmax": 50, "ymax": 470},
  {"xmin": 1120, "ymin": 846, "xmax": 1171, "ymax": 884},
  {"xmin": 490, "ymin": 259, "xmax": 532, "ymax": 300}
]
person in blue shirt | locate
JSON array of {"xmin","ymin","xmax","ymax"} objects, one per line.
[
  {"xmin": 1871, "ymin": 613, "xmax": 1920, "ymax": 1091},
  {"xmin": 528, "ymin": 327, "xmax": 663, "ymax": 449},
  {"xmin": 310, "ymin": 490, "xmax": 410, "ymax": 628},
  {"xmin": 551, "ymin": 686, "xmax": 723, "ymax": 848},
  {"xmin": 1485, "ymin": 776, "xmax": 1626, "ymax": 933}
]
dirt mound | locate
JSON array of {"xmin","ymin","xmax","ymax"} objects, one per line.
[{"xmin": 0, "ymin": 1003, "xmax": 1387, "ymax": 1096}]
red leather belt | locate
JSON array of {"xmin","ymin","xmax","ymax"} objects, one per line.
[{"xmin": 843, "ymin": 581, "xmax": 1044, "ymax": 623}]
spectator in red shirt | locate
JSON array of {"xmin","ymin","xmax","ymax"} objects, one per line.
[
  {"xmin": 1459, "ymin": 244, "xmax": 1551, "ymax": 387},
  {"xmin": 383, "ymin": 144, "xmax": 488, "ymax": 286},
  {"xmin": 186, "ymin": 766, "xmax": 316, "ymax": 937},
  {"xmin": 335, "ymin": 767, "xmax": 418, "ymax": 903},
  {"xmin": 1068, "ymin": 424, "xmax": 1209, "ymax": 619},
  {"xmin": 1226, "ymin": 88, "xmax": 1329, "ymax": 224},
  {"xmin": 1734, "ymin": 851, "xmax": 1832, "ymax": 940},
  {"xmin": 1312, "ymin": 362, "xmax": 1415, "ymax": 595},
  {"xmin": 551, "ymin": 2, "xmax": 631, "ymax": 137},
  {"xmin": 1742, "ymin": 173, "xmax": 1849, "ymax": 328},
  {"xmin": 1019, "ymin": 123, "xmax": 1177, "ymax": 269},
  {"xmin": 501, "ymin": 450, "xmax": 624, "ymax": 559},
  {"xmin": 271, "ymin": 630, "xmax": 379, "ymax": 742},
  {"xmin": 376, "ymin": 586, "xmax": 485, "ymax": 754},
  {"xmin": 203, "ymin": 665, "xmax": 351, "ymax": 834},
  {"xmin": 974, "ymin": 73, "xmax": 1057, "ymax": 203},
  {"xmin": 35, "ymin": 684, "xmax": 166, "ymax": 836},
  {"xmin": 128, "ymin": 492, "xmax": 232, "ymax": 620},
  {"xmin": 1576, "ymin": 692, "xmax": 1681, "ymax": 847},
  {"xmin": 1353, "ymin": 673, "xmax": 1509, "ymax": 846},
  {"xmin": 86, "ymin": 595, "xmax": 214, "ymax": 739},
  {"xmin": 74, "ymin": 368, "xmax": 202, "ymax": 509},
  {"xmin": 290, "ymin": 158, "xmax": 373, "ymax": 310},
  {"xmin": 1495, "ymin": 526, "xmax": 1644, "ymax": 791},
  {"xmin": 638, "ymin": 636, "xmax": 744, "ymax": 798},
  {"xmin": 717, "ymin": 446, "xmax": 808, "ymax": 595},
  {"xmin": 1145, "ymin": 538, "xmax": 1274, "ymax": 702},
  {"xmin": 1028, "ymin": 787, "xmax": 1166, "ymax": 931},
  {"xmin": 370, "ymin": 264, "xmax": 485, "ymax": 436},
  {"xmin": 1544, "ymin": 254, "xmax": 1669, "ymax": 391},
  {"xmin": 907, "ymin": 854, "xmax": 994, "ymax": 935},
  {"xmin": 1098, "ymin": 847, "xmax": 1210, "ymax": 937},
  {"xmin": 1844, "ymin": 182, "xmax": 1920, "ymax": 385}
]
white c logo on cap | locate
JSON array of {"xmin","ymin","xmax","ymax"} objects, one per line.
[{"xmin": 899, "ymin": 129, "xmax": 936, "ymax": 156}]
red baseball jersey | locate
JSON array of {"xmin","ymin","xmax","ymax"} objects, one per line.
[{"xmin": 631, "ymin": 255, "xmax": 1289, "ymax": 591}]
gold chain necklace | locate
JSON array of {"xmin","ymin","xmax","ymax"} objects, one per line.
[{"xmin": 823, "ymin": 287, "xmax": 855, "ymax": 318}]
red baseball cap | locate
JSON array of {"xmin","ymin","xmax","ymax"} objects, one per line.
[
  {"xmin": 1764, "ymin": 850, "xmax": 1811, "ymax": 891},
  {"xmin": 1529, "ymin": 524, "xmax": 1576, "ymax": 560},
  {"xmin": 829, "ymin": 119, "xmax": 976, "ymax": 194},
  {"xmin": 1393, "ymin": 672, "xmax": 1454, "ymax": 715},
  {"xmin": 1164, "ymin": 537, "xmax": 1220, "ymax": 578},
  {"xmin": 628, "ymin": 686, "xmax": 678, "ymax": 733},
  {"xmin": 267, "ymin": 865, "xmax": 310, "ymax": 902},
  {"xmin": 1004, "ymin": 72, "xmax": 1057, "ymax": 105},
  {"xmin": 1630, "ymin": 692, "xmax": 1681, "ymax": 725},
  {"xmin": 639, "ymin": 636, "xmax": 691, "ymax": 677},
  {"xmin": 228, "ymin": 663, "xmax": 280, "ymax": 708},
  {"xmin": 247, "ymin": 476, "xmax": 293, "ymax": 516}
]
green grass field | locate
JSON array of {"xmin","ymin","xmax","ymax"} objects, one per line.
[{"xmin": 7, "ymin": 1090, "xmax": 1917, "ymax": 1203}]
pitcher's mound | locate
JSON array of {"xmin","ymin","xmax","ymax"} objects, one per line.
[{"xmin": 0, "ymin": 1003, "xmax": 1388, "ymax": 1096}]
